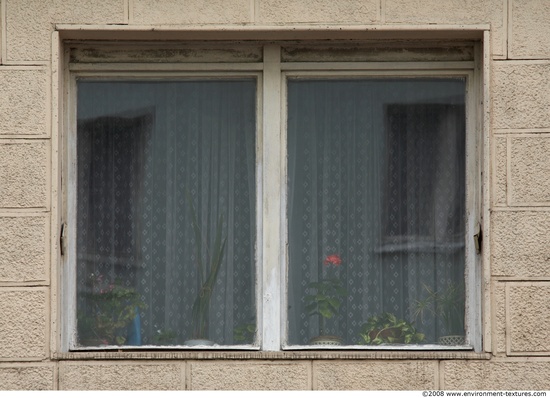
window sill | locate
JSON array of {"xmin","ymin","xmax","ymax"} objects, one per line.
[{"xmin": 53, "ymin": 350, "xmax": 491, "ymax": 361}]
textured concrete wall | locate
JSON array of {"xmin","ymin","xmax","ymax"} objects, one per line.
[
  {"xmin": 133, "ymin": 0, "xmax": 252, "ymax": 24},
  {"xmin": 509, "ymin": 0, "xmax": 550, "ymax": 59},
  {"xmin": 385, "ymin": 0, "xmax": 505, "ymax": 56},
  {"xmin": 189, "ymin": 361, "xmax": 311, "ymax": 390},
  {"xmin": 4, "ymin": 0, "xmax": 125, "ymax": 61},
  {"xmin": 443, "ymin": 360, "xmax": 550, "ymax": 390},
  {"xmin": 314, "ymin": 361, "xmax": 438, "ymax": 390},
  {"xmin": 59, "ymin": 362, "xmax": 183, "ymax": 390},
  {"xmin": 0, "ymin": 68, "xmax": 48, "ymax": 135},
  {"xmin": 257, "ymin": 0, "xmax": 379, "ymax": 23},
  {"xmin": 506, "ymin": 283, "xmax": 550, "ymax": 355},
  {"xmin": 0, "ymin": 364, "xmax": 55, "ymax": 390},
  {"xmin": 493, "ymin": 62, "xmax": 550, "ymax": 130},
  {"xmin": 1, "ymin": 0, "xmax": 549, "ymax": 391},
  {"xmin": 0, "ymin": 215, "xmax": 48, "ymax": 283},
  {"xmin": 0, "ymin": 289, "xmax": 48, "ymax": 360}
]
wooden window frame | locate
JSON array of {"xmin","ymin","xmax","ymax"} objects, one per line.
[{"xmin": 61, "ymin": 42, "xmax": 484, "ymax": 353}]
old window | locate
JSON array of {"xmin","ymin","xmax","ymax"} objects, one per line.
[{"xmin": 65, "ymin": 42, "xmax": 481, "ymax": 351}]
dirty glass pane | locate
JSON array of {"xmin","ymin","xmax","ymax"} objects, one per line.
[
  {"xmin": 287, "ymin": 78, "xmax": 466, "ymax": 346},
  {"xmin": 76, "ymin": 79, "xmax": 257, "ymax": 347}
]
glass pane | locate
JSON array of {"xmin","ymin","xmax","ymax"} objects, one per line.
[
  {"xmin": 76, "ymin": 79, "xmax": 257, "ymax": 347},
  {"xmin": 287, "ymin": 78, "xmax": 466, "ymax": 346}
]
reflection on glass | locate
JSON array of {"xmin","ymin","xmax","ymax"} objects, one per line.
[
  {"xmin": 76, "ymin": 80, "xmax": 257, "ymax": 346},
  {"xmin": 287, "ymin": 78, "xmax": 466, "ymax": 346}
]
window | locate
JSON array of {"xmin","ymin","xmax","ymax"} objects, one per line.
[
  {"xmin": 65, "ymin": 42, "xmax": 481, "ymax": 351},
  {"xmin": 74, "ymin": 79, "xmax": 257, "ymax": 347}
]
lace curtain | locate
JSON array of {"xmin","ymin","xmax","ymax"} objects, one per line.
[
  {"xmin": 75, "ymin": 76, "xmax": 466, "ymax": 347},
  {"xmin": 76, "ymin": 80, "xmax": 257, "ymax": 346},
  {"xmin": 286, "ymin": 78, "xmax": 466, "ymax": 345}
]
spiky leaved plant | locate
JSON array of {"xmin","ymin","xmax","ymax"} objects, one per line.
[{"xmin": 188, "ymin": 195, "xmax": 226, "ymax": 340}]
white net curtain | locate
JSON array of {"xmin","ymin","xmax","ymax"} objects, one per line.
[
  {"xmin": 286, "ymin": 78, "xmax": 466, "ymax": 345},
  {"xmin": 76, "ymin": 80, "xmax": 257, "ymax": 346},
  {"xmin": 75, "ymin": 76, "xmax": 466, "ymax": 348}
]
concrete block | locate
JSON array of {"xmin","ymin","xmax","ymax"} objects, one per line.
[
  {"xmin": 507, "ymin": 283, "xmax": 550, "ymax": 355},
  {"xmin": 0, "ymin": 215, "xmax": 48, "ymax": 283},
  {"xmin": 257, "ymin": 0, "xmax": 379, "ymax": 23},
  {"xmin": 313, "ymin": 361, "xmax": 437, "ymax": 390},
  {"xmin": 0, "ymin": 289, "xmax": 47, "ymax": 360},
  {"xmin": 0, "ymin": 141, "xmax": 48, "ymax": 208},
  {"xmin": 491, "ymin": 211, "xmax": 550, "ymax": 277},
  {"xmin": 443, "ymin": 360, "xmax": 550, "ymax": 390},
  {"xmin": 5, "ymin": 0, "xmax": 125, "ymax": 61},
  {"xmin": 189, "ymin": 361, "xmax": 310, "ymax": 390},
  {"xmin": 0, "ymin": 68, "xmax": 47, "ymax": 136},
  {"xmin": 510, "ymin": 136, "xmax": 550, "ymax": 204},
  {"xmin": 0, "ymin": 364, "xmax": 54, "ymax": 390},
  {"xmin": 510, "ymin": 0, "xmax": 550, "ymax": 59},
  {"xmin": 494, "ymin": 136, "xmax": 507, "ymax": 206},
  {"xmin": 493, "ymin": 62, "xmax": 550, "ymax": 130},
  {"xmin": 132, "ymin": 0, "xmax": 252, "ymax": 24},
  {"xmin": 54, "ymin": 0, "xmax": 125, "ymax": 24},
  {"xmin": 59, "ymin": 362, "xmax": 182, "ymax": 390},
  {"xmin": 4, "ymin": 0, "xmax": 52, "ymax": 61},
  {"xmin": 384, "ymin": 0, "xmax": 505, "ymax": 56}
]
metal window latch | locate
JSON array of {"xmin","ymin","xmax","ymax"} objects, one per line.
[
  {"xmin": 60, "ymin": 223, "xmax": 67, "ymax": 256},
  {"xmin": 473, "ymin": 223, "xmax": 482, "ymax": 253}
]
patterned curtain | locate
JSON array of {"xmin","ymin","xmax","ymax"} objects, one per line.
[
  {"xmin": 76, "ymin": 80, "xmax": 257, "ymax": 346},
  {"xmin": 287, "ymin": 78, "xmax": 466, "ymax": 345}
]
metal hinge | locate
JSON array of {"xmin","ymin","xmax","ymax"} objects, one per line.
[
  {"xmin": 473, "ymin": 223, "xmax": 482, "ymax": 253},
  {"xmin": 60, "ymin": 222, "xmax": 67, "ymax": 256}
]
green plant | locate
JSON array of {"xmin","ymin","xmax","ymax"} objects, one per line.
[
  {"xmin": 359, "ymin": 312, "xmax": 425, "ymax": 345},
  {"xmin": 78, "ymin": 274, "xmax": 145, "ymax": 346},
  {"xmin": 413, "ymin": 283, "xmax": 465, "ymax": 335},
  {"xmin": 188, "ymin": 193, "xmax": 227, "ymax": 340},
  {"xmin": 234, "ymin": 322, "xmax": 256, "ymax": 343},
  {"xmin": 305, "ymin": 254, "xmax": 347, "ymax": 335},
  {"xmin": 153, "ymin": 327, "xmax": 177, "ymax": 345}
]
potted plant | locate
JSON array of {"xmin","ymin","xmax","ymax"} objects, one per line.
[
  {"xmin": 305, "ymin": 254, "xmax": 348, "ymax": 345},
  {"xmin": 358, "ymin": 312, "xmax": 425, "ymax": 345},
  {"xmin": 78, "ymin": 273, "xmax": 145, "ymax": 346},
  {"xmin": 185, "ymin": 196, "xmax": 227, "ymax": 346},
  {"xmin": 413, "ymin": 282, "xmax": 465, "ymax": 345}
]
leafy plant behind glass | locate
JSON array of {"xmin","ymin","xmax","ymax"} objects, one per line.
[
  {"xmin": 233, "ymin": 322, "xmax": 256, "ymax": 344},
  {"xmin": 358, "ymin": 312, "xmax": 425, "ymax": 345},
  {"xmin": 413, "ymin": 282, "xmax": 465, "ymax": 337},
  {"xmin": 78, "ymin": 274, "xmax": 146, "ymax": 346},
  {"xmin": 188, "ymin": 192, "xmax": 227, "ymax": 341},
  {"xmin": 305, "ymin": 254, "xmax": 347, "ymax": 336},
  {"xmin": 152, "ymin": 327, "xmax": 177, "ymax": 345}
]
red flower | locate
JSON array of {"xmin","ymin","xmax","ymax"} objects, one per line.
[{"xmin": 324, "ymin": 254, "xmax": 342, "ymax": 266}]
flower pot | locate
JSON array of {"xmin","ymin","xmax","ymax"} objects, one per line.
[
  {"xmin": 79, "ymin": 338, "xmax": 110, "ymax": 347},
  {"xmin": 184, "ymin": 339, "xmax": 216, "ymax": 346},
  {"xmin": 368, "ymin": 327, "xmax": 401, "ymax": 342},
  {"xmin": 438, "ymin": 335, "xmax": 466, "ymax": 345},
  {"xmin": 309, "ymin": 335, "xmax": 343, "ymax": 346}
]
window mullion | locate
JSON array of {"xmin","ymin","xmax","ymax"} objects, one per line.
[{"xmin": 261, "ymin": 44, "xmax": 283, "ymax": 351}]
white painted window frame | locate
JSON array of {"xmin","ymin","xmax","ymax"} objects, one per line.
[{"xmin": 62, "ymin": 43, "xmax": 483, "ymax": 352}]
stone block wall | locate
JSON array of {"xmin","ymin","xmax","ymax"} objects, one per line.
[{"xmin": 1, "ymin": 0, "xmax": 549, "ymax": 390}]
